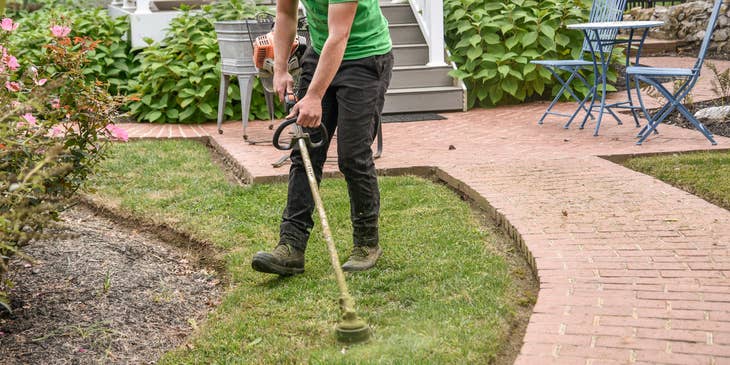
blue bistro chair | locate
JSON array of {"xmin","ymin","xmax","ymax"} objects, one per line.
[
  {"xmin": 531, "ymin": 0, "xmax": 628, "ymax": 128},
  {"xmin": 630, "ymin": 0, "xmax": 724, "ymax": 145}
]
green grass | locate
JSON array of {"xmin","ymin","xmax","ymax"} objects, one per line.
[
  {"xmin": 623, "ymin": 150, "xmax": 730, "ymax": 210},
  {"xmin": 90, "ymin": 140, "xmax": 523, "ymax": 364}
]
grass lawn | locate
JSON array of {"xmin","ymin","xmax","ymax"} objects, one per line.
[
  {"xmin": 89, "ymin": 140, "xmax": 533, "ymax": 364},
  {"xmin": 623, "ymin": 150, "xmax": 730, "ymax": 210}
]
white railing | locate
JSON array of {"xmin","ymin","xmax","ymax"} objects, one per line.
[{"xmin": 408, "ymin": 0, "xmax": 445, "ymax": 66}]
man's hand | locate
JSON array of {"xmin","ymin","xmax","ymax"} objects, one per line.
[
  {"xmin": 274, "ymin": 71, "xmax": 294, "ymax": 102},
  {"xmin": 288, "ymin": 94, "xmax": 322, "ymax": 128},
  {"xmin": 273, "ymin": 0, "xmax": 298, "ymax": 101}
]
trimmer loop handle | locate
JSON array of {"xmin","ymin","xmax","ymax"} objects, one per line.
[{"xmin": 272, "ymin": 117, "xmax": 328, "ymax": 151}]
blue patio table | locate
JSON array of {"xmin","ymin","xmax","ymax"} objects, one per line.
[{"xmin": 566, "ymin": 20, "xmax": 664, "ymax": 136}]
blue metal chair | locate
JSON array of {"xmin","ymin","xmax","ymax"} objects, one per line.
[
  {"xmin": 531, "ymin": 0, "xmax": 627, "ymax": 128},
  {"xmin": 629, "ymin": 0, "xmax": 723, "ymax": 145}
]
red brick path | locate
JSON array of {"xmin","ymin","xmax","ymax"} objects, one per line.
[{"xmin": 120, "ymin": 57, "xmax": 730, "ymax": 364}]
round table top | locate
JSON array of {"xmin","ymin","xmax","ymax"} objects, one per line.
[{"xmin": 567, "ymin": 20, "xmax": 665, "ymax": 30}]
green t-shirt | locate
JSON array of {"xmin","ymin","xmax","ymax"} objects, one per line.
[{"xmin": 301, "ymin": 0, "xmax": 392, "ymax": 60}]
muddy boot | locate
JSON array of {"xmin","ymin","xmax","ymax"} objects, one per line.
[
  {"xmin": 342, "ymin": 245, "xmax": 383, "ymax": 272},
  {"xmin": 251, "ymin": 244, "xmax": 305, "ymax": 276}
]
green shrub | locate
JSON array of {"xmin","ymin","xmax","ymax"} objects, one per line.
[
  {"xmin": 1, "ymin": 17, "xmax": 123, "ymax": 309},
  {"xmin": 128, "ymin": 0, "xmax": 279, "ymax": 124},
  {"xmin": 5, "ymin": 5, "xmax": 137, "ymax": 95},
  {"xmin": 445, "ymin": 0, "xmax": 622, "ymax": 107}
]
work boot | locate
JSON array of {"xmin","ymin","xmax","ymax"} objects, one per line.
[
  {"xmin": 342, "ymin": 245, "xmax": 383, "ymax": 272},
  {"xmin": 251, "ymin": 244, "xmax": 304, "ymax": 276}
]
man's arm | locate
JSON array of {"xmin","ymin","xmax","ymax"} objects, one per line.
[
  {"xmin": 273, "ymin": 0, "xmax": 299, "ymax": 102},
  {"xmin": 289, "ymin": 1, "xmax": 358, "ymax": 128}
]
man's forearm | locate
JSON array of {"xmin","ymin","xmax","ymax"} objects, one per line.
[{"xmin": 274, "ymin": 0, "xmax": 299, "ymax": 75}]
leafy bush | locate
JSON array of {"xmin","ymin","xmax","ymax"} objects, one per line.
[
  {"xmin": 0, "ymin": 18, "xmax": 124, "ymax": 309},
  {"xmin": 5, "ymin": 6, "xmax": 137, "ymax": 95},
  {"xmin": 445, "ymin": 0, "xmax": 621, "ymax": 107},
  {"xmin": 129, "ymin": 0, "xmax": 279, "ymax": 124}
]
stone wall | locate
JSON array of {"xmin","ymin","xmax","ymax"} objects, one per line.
[{"xmin": 626, "ymin": 0, "xmax": 730, "ymax": 50}]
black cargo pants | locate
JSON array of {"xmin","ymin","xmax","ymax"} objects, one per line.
[{"xmin": 279, "ymin": 48, "xmax": 394, "ymax": 252}]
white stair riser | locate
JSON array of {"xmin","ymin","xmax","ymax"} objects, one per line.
[
  {"xmin": 390, "ymin": 24, "xmax": 424, "ymax": 45},
  {"xmin": 392, "ymin": 45, "xmax": 429, "ymax": 66},
  {"xmin": 384, "ymin": 88, "xmax": 464, "ymax": 114},
  {"xmin": 390, "ymin": 67, "xmax": 454, "ymax": 88},
  {"xmin": 381, "ymin": 4, "xmax": 417, "ymax": 24}
]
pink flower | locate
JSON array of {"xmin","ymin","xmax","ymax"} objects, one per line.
[
  {"xmin": 1, "ymin": 18, "xmax": 19, "ymax": 32},
  {"xmin": 50, "ymin": 25, "xmax": 71, "ymax": 38},
  {"xmin": 5, "ymin": 81, "xmax": 21, "ymax": 92},
  {"xmin": 21, "ymin": 113, "xmax": 37, "ymax": 126},
  {"xmin": 7, "ymin": 56, "xmax": 19, "ymax": 71},
  {"xmin": 10, "ymin": 101, "xmax": 21, "ymax": 108},
  {"xmin": 51, "ymin": 98, "xmax": 60, "ymax": 109},
  {"xmin": 35, "ymin": 78, "xmax": 47, "ymax": 86},
  {"xmin": 105, "ymin": 124, "xmax": 128, "ymax": 142},
  {"xmin": 50, "ymin": 125, "xmax": 65, "ymax": 137}
]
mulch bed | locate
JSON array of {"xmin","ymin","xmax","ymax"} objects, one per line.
[
  {"xmin": 658, "ymin": 99, "xmax": 730, "ymax": 138},
  {"xmin": 0, "ymin": 207, "xmax": 222, "ymax": 364}
]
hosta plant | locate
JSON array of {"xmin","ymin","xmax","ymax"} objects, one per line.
[
  {"xmin": 445, "ymin": 0, "xmax": 622, "ymax": 107},
  {"xmin": 129, "ymin": 0, "xmax": 278, "ymax": 124}
]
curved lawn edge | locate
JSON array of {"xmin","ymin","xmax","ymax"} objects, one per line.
[{"xmin": 89, "ymin": 139, "xmax": 538, "ymax": 364}]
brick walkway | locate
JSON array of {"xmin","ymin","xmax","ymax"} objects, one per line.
[{"xmin": 120, "ymin": 57, "xmax": 730, "ymax": 364}]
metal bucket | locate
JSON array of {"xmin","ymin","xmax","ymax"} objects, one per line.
[{"xmin": 214, "ymin": 20, "xmax": 258, "ymax": 75}]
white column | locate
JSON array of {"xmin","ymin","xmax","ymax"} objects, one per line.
[
  {"xmin": 122, "ymin": 0, "xmax": 135, "ymax": 10},
  {"xmin": 426, "ymin": 0, "xmax": 446, "ymax": 66},
  {"xmin": 135, "ymin": 0, "xmax": 151, "ymax": 14}
]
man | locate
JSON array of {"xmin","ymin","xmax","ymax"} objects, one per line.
[{"xmin": 251, "ymin": 0, "xmax": 394, "ymax": 275}]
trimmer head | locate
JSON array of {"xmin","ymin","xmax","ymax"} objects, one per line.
[{"xmin": 335, "ymin": 311, "xmax": 371, "ymax": 344}]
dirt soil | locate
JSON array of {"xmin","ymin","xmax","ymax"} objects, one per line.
[
  {"xmin": 0, "ymin": 206, "xmax": 222, "ymax": 365},
  {"xmin": 648, "ymin": 98, "xmax": 730, "ymax": 138}
]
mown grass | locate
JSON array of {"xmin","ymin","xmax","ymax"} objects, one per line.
[
  {"xmin": 90, "ymin": 140, "xmax": 526, "ymax": 364},
  {"xmin": 623, "ymin": 150, "xmax": 730, "ymax": 210}
]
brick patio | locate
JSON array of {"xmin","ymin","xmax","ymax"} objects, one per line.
[{"xmin": 119, "ymin": 57, "xmax": 730, "ymax": 364}]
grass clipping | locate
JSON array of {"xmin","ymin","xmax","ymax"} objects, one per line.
[{"xmin": 90, "ymin": 140, "xmax": 524, "ymax": 364}]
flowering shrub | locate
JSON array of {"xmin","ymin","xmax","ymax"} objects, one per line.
[{"xmin": 0, "ymin": 17, "xmax": 124, "ymax": 310}]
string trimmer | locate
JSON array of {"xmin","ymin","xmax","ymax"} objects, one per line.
[
  {"xmin": 272, "ymin": 99, "xmax": 371, "ymax": 344},
  {"xmin": 246, "ymin": 13, "xmax": 307, "ymax": 145}
]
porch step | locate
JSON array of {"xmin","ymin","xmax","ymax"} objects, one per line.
[
  {"xmin": 389, "ymin": 23, "xmax": 425, "ymax": 45},
  {"xmin": 392, "ymin": 44, "xmax": 429, "ymax": 66},
  {"xmin": 380, "ymin": 2, "xmax": 417, "ymax": 24},
  {"xmin": 624, "ymin": 37, "xmax": 689, "ymax": 56},
  {"xmin": 384, "ymin": 86, "xmax": 465, "ymax": 114},
  {"xmin": 390, "ymin": 65, "xmax": 455, "ymax": 88},
  {"xmin": 380, "ymin": 2, "xmax": 465, "ymax": 113}
]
